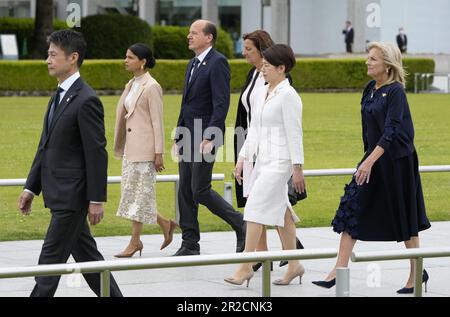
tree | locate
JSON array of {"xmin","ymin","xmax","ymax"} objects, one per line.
[{"xmin": 31, "ymin": 0, "xmax": 54, "ymax": 58}]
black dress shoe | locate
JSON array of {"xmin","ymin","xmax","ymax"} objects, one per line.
[
  {"xmin": 252, "ymin": 261, "xmax": 273, "ymax": 272},
  {"xmin": 280, "ymin": 237, "xmax": 305, "ymax": 267},
  {"xmin": 312, "ymin": 278, "xmax": 336, "ymax": 289},
  {"xmin": 172, "ymin": 247, "xmax": 200, "ymax": 256},
  {"xmin": 397, "ymin": 269, "xmax": 429, "ymax": 294}
]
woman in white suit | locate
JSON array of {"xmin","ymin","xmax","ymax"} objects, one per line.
[{"xmin": 225, "ymin": 44, "xmax": 306, "ymax": 287}]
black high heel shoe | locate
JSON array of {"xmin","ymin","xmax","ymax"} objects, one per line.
[
  {"xmin": 312, "ymin": 278, "xmax": 336, "ymax": 289},
  {"xmin": 252, "ymin": 261, "xmax": 273, "ymax": 272},
  {"xmin": 280, "ymin": 237, "xmax": 304, "ymax": 267},
  {"xmin": 397, "ymin": 269, "xmax": 429, "ymax": 294}
]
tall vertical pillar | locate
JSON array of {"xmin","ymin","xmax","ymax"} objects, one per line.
[
  {"xmin": 30, "ymin": 0, "xmax": 36, "ymax": 18},
  {"xmin": 347, "ymin": 0, "xmax": 368, "ymax": 53},
  {"xmin": 139, "ymin": 0, "xmax": 157, "ymax": 25},
  {"xmin": 271, "ymin": 0, "xmax": 289, "ymax": 44},
  {"xmin": 202, "ymin": 0, "xmax": 220, "ymax": 26}
]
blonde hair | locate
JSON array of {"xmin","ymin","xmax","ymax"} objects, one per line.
[{"xmin": 367, "ymin": 42, "xmax": 407, "ymax": 88}]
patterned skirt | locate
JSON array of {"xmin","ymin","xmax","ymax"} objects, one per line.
[{"xmin": 116, "ymin": 158, "xmax": 158, "ymax": 224}]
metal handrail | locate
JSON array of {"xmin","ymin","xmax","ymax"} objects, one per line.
[
  {"xmin": 0, "ymin": 249, "xmax": 338, "ymax": 297},
  {"xmin": 1, "ymin": 166, "xmax": 449, "ymax": 186},
  {"xmin": 351, "ymin": 247, "xmax": 450, "ymax": 297},
  {"xmin": 0, "ymin": 174, "xmax": 226, "ymax": 223},
  {"xmin": 414, "ymin": 72, "xmax": 450, "ymax": 94}
]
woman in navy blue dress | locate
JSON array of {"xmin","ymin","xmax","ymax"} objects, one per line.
[{"xmin": 313, "ymin": 42, "xmax": 430, "ymax": 293}]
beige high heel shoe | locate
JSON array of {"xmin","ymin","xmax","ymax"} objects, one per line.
[
  {"xmin": 114, "ymin": 241, "xmax": 144, "ymax": 258},
  {"xmin": 160, "ymin": 219, "xmax": 178, "ymax": 250},
  {"xmin": 224, "ymin": 270, "xmax": 255, "ymax": 288},
  {"xmin": 272, "ymin": 264, "xmax": 305, "ymax": 285}
]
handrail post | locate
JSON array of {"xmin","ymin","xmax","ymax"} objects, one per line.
[
  {"xmin": 414, "ymin": 257, "xmax": 423, "ymax": 297},
  {"xmin": 336, "ymin": 267, "xmax": 350, "ymax": 297},
  {"xmin": 100, "ymin": 270, "xmax": 111, "ymax": 297},
  {"xmin": 175, "ymin": 180, "xmax": 180, "ymax": 224},
  {"xmin": 262, "ymin": 260, "xmax": 271, "ymax": 297},
  {"xmin": 224, "ymin": 182, "xmax": 233, "ymax": 206},
  {"xmin": 414, "ymin": 73, "xmax": 418, "ymax": 94}
]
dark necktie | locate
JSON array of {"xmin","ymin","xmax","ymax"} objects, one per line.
[
  {"xmin": 189, "ymin": 58, "xmax": 200, "ymax": 83},
  {"xmin": 47, "ymin": 86, "xmax": 64, "ymax": 130}
]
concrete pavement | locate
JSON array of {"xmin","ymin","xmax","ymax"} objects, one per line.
[{"xmin": 1, "ymin": 222, "xmax": 450, "ymax": 297}]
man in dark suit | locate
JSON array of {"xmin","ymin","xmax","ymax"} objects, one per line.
[
  {"xmin": 396, "ymin": 27, "xmax": 408, "ymax": 54},
  {"xmin": 342, "ymin": 21, "xmax": 354, "ymax": 53},
  {"xmin": 18, "ymin": 30, "xmax": 122, "ymax": 297},
  {"xmin": 173, "ymin": 20, "xmax": 246, "ymax": 256}
]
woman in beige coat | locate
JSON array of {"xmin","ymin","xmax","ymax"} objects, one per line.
[{"xmin": 114, "ymin": 43, "xmax": 176, "ymax": 258}]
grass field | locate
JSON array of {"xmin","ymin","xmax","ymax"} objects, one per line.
[{"xmin": 1, "ymin": 92, "xmax": 449, "ymax": 241}]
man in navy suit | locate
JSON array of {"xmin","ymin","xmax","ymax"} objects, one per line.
[
  {"xmin": 18, "ymin": 30, "xmax": 122, "ymax": 297},
  {"xmin": 342, "ymin": 21, "xmax": 354, "ymax": 53},
  {"xmin": 396, "ymin": 27, "xmax": 408, "ymax": 54},
  {"xmin": 173, "ymin": 20, "xmax": 245, "ymax": 256}
]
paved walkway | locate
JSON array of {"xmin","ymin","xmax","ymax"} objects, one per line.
[{"xmin": 1, "ymin": 222, "xmax": 450, "ymax": 297}]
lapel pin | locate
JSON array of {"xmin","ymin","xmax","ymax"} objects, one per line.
[
  {"xmin": 202, "ymin": 61, "xmax": 207, "ymax": 66},
  {"xmin": 382, "ymin": 93, "xmax": 387, "ymax": 97}
]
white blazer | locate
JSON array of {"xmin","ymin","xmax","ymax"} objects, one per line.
[{"xmin": 239, "ymin": 79, "xmax": 304, "ymax": 165}]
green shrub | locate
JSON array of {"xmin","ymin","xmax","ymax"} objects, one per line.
[
  {"xmin": 77, "ymin": 14, "xmax": 152, "ymax": 59},
  {"xmin": 290, "ymin": 58, "xmax": 435, "ymax": 92},
  {"xmin": 0, "ymin": 58, "xmax": 434, "ymax": 93},
  {"xmin": 152, "ymin": 25, "xmax": 234, "ymax": 59},
  {"xmin": 0, "ymin": 18, "xmax": 67, "ymax": 58}
]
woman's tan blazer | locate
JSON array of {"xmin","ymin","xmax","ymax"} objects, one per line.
[{"xmin": 114, "ymin": 72, "xmax": 164, "ymax": 162}]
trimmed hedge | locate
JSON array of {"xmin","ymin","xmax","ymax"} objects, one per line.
[
  {"xmin": 78, "ymin": 14, "xmax": 153, "ymax": 59},
  {"xmin": 0, "ymin": 58, "xmax": 434, "ymax": 93},
  {"xmin": 153, "ymin": 25, "xmax": 234, "ymax": 59},
  {"xmin": 0, "ymin": 18, "xmax": 67, "ymax": 58}
]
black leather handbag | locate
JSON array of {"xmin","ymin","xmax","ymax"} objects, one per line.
[{"xmin": 288, "ymin": 177, "xmax": 307, "ymax": 206}]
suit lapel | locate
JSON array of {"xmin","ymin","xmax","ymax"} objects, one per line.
[
  {"xmin": 126, "ymin": 74, "xmax": 151, "ymax": 118},
  {"xmin": 182, "ymin": 59, "xmax": 194, "ymax": 100},
  {"xmin": 185, "ymin": 48, "xmax": 215, "ymax": 96},
  {"xmin": 45, "ymin": 78, "xmax": 83, "ymax": 141},
  {"xmin": 44, "ymin": 95, "xmax": 55, "ymax": 137}
]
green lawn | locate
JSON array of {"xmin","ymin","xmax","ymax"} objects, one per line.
[{"xmin": 1, "ymin": 93, "xmax": 449, "ymax": 241}]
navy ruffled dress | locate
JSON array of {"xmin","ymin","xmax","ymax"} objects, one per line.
[{"xmin": 332, "ymin": 81, "xmax": 431, "ymax": 242}]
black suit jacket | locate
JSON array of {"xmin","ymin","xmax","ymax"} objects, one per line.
[
  {"xmin": 343, "ymin": 27, "xmax": 354, "ymax": 44},
  {"xmin": 25, "ymin": 77, "xmax": 108, "ymax": 211},
  {"xmin": 175, "ymin": 48, "xmax": 231, "ymax": 149},
  {"xmin": 396, "ymin": 34, "xmax": 408, "ymax": 52}
]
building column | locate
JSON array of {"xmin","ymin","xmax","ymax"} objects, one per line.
[
  {"xmin": 55, "ymin": 0, "xmax": 69, "ymax": 21},
  {"xmin": 347, "ymin": 0, "xmax": 369, "ymax": 53},
  {"xmin": 271, "ymin": 0, "xmax": 290, "ymax": 44},
  {"xmin": 30, "ymin": 0, "xmax": 36, "ymax": 18},
  {"xmin": 202, "ymin": 0, "xmax": 219, "ymax": 26},
  {"xmin": 139, "ymin": 0, "xmax": 157, "ymax": 25}
]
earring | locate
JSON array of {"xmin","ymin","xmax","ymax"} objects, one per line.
[{"xmin": 141, "ymin": 64, "xmax": 145, "ymax": 70}]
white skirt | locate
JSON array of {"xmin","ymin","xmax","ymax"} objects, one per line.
[{"xmin": 244, "ymin": 157, "xmax": 300, "ymax": 227}]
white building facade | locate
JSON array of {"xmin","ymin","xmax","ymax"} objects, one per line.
[{"xmin": 1, "ymin": 0, "xmax": 450, "ymax": 54}]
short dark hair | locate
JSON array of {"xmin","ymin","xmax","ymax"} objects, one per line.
[
  {"xmin": 202, "ymin": 21, "xmax": 217, "ymax": 45},
  {"xmin": 128, "ymin": 43, "xmax": 156, "ymax": 69},
  {"xmin": 243, "ymin": 30, "xmax": 275, "ymax": 55},
  {"xmin": 262, "ymin": 44, "xmax": 296, "ymax": 74},
  {"xmin": 47, "ymin": 29, "xmax": 87, "ymax": 68}
]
